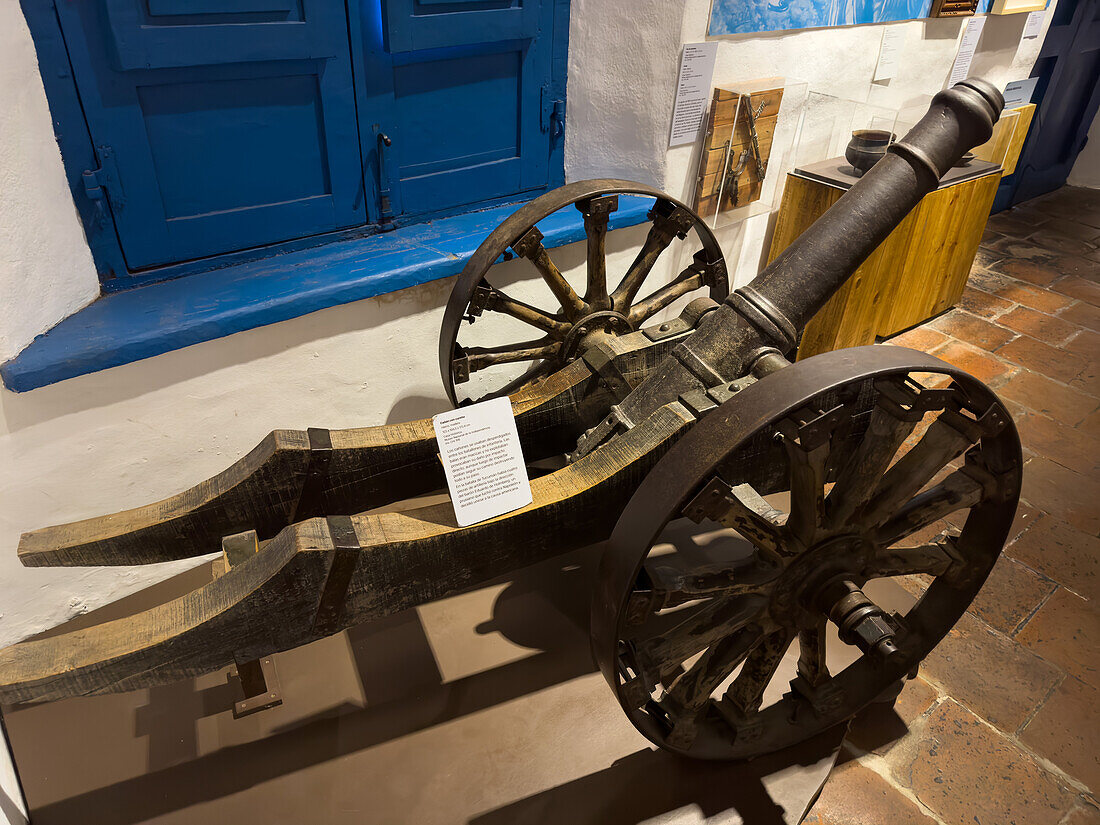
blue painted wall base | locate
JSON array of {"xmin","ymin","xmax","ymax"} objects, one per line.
[{"xmin": 2, "ymin": 196, "xmax": 653, "ymax": 393}]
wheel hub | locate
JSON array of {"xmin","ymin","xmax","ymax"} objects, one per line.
[
  {"xmin": 770, "ymin": 533, "xmax": 875, "ymax": 629},
  {"xmin": 560, "ymin": 310, "xmax": 634, "ymax": 361}
]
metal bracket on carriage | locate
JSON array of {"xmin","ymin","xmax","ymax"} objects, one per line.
[
  {"xmin": 231, "ymin": 656, "xmax": 283, "ymax": 719},
  {"xmin": 624, "ymin": 554, "xmax": 782, "ymax": 624},
  {"xmin": 787, "ymin": 673, "xmax": 849, "ymax": 718},
  {"xmin": 676, "ymin": 374, "xmax": 758, "ymax": 419},
  {"xmin": 464, "ymin": 281, "xmax": 496, "ymax": 320},
  {"xmin": 566, "ymin": 298, "xmax": 724, "ymax": 459},
  {"xmin": 581, "ymin": 296, "xmax": 721, "ymax": 393},
  {"xmin": 642, "ymin": 294, "xmax": 721, "ymax": 343},
  {"xmin": 567, "ymin": 404, "xmax": 634, "ymax": 462},
  {"xmin": 219, "ymin": 530, "xmax": 286, "ymax": 718},
  {"xmin": 647, "ymin": 198, "xmax": 698, "ymax": 242},
  {"xmin": 776, "ymin": 401, "xmax": 849, "ymax": 453}
]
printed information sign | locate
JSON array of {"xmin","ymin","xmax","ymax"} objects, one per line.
[
  {"xmin": 669, "ymin": 42, "xmax": 719, "ymax": 147},
  {"xmin": 433, "ymin": 396, "xmax": 533, "ymax": 527}
]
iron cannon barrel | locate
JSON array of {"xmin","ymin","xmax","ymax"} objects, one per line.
[
  {"xmin": 745, "ymin": 78, "xmax": 1004, "ymax": 336},
  {"xmin": 596, "ymin": 79, "xmax": 1004, "ymax": 442}
]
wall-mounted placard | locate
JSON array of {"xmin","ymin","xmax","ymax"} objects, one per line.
[
  {"xmin": 1004, "ymin": 78, "xmax": 1039, "ymax": 106},
  {"xmin": 669, "ymin": 43, "xmax": 719, "ymax": 147}
]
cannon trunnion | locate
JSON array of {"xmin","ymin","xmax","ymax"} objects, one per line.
[{"xmin": 0, "ymin": 80, "xmax": 1020, "ymax": 763}]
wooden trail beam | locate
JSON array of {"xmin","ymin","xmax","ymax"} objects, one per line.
[
  {"xmin": 16, "ymin": 311, "xmax": 701, "ymax": 569},
  {"xmin": 0, "ymin": 403, "xmax": 694, "ymax": 705},
  {"xmin": 15, "ymin": 361, "xmax": 598, "ymax": 568}
]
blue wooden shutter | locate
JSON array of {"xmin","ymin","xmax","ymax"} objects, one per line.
[
  {"xmin": 380, "ymin": 0, "xmax": 563, "ymax": 218},
  {"xmin": 54, "ymin": 0, "xmax": 366, "ymax": 269}
]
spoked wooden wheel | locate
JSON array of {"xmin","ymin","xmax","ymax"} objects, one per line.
[
  {"xmin": 439, "ymin": 180, "xmax": 728, "ymax": 406},
  {"xmin": 591, "ymin": 346, "xmax": 1022, "ymax": 760}
]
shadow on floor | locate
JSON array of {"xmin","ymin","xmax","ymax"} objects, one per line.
[
  {"xmin": 472, "ymin": 726, "xmax": 848, "ymax": 825},
  {"xmin": 7, "ymin": 526, "xmax": 867, "ymax": 825}
]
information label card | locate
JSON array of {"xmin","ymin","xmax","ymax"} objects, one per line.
[
  {"xmin": 434, "ymin": 396, "xmax": 532, "ymax": 527},
  {"xmin": 1004, "ymin": 77, "xmax": 1039, "ymax": 107},
  {"xmin": 874, "ymin": 27, "xmax": 905, "ymax": 82},
  {"xmin": 669, "ymin": 42, "xmax": 718, "ymax": 147},
  {"xmin": 1022, "ymin": 10, "xmax": 1045, "ymax": 41},
  {"xmin": 948, "ymin": 16, "xmax": 986, "ymax": 88}
]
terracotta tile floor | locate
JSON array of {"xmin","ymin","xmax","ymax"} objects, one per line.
[{"xmin": 803, "ymin": 185, "xmax": 1100, "ymax": 824}]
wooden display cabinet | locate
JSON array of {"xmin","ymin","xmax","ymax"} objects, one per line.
[
  {"xmin": 769, "ymin": 161, "xmax": 1001, "ymax": 359},
  {"xmin": 989, "ymin": 0, "xmax": 1047, "ymax": 14},
  {"xmin": 769, "ymin": 103, "xmax": 1035, "ymax": 360}
]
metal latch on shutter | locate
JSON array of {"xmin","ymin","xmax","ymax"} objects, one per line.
[
  {"xmin": 540, "ymin": 85, "xmax": 565, "ymax": 138},
  {"xmin": 82, "ymin": 168, "xmax": 105, "ymax": 201},
  {"xmin": 82, "ymin": 146, "xmax": 123, "ymax": 207}
]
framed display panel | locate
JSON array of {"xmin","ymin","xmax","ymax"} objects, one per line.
[
  {"xmin": 929, "ymin": 0, "xmax": 979, "ymax": 16},
  {"xmin": 990, "ymin": 0, "xmax": 1047, "ymax": 14},
  {"xmin": 691, "ymin": 78, "xmax": 808, "ymax": 231}
]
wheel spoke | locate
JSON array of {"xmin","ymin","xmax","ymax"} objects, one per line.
[
  {"xmin": 626, "ymin": 558, "xmax": 778, "ymax": 620},
  {"xmin": 632, "ymin": 595, "xmax": 765, "ymax": 675},
  {"xmin": 781, "ymin": 426, "xmax": 829, "ymax": 547},
  {"xmin": 492, "ymin": 359, "xmax": 557, "ymax": 399},
  {"xmin": 627, "ymin": 268, "xmax": 706, "ymax": 327},
  {"xmin": 665, "ymin": 624, "xmax": 762, "ymax": 711},
  {"xmin": 874, "ymin": 469, "xmax": 985, "ymax": 546},
  {"xmin": 610, "ymin": 203, "xmax": 695, "ymax": 311},
  {"xmin": 512, "ymin": 227, "xmax": 587, "ymax": 320},
  {"xmin": 465, "ymin": 338, "xmax": 560, "ymax": 371},
  {"xmin": 578, "ymin": 196, "xmax": 617, "ymax": 311},
  {"xmin": 826, "ymin": 400, "xmax": 918, "ymax": 530},
  {"xmin": 796, "ymin": 622, "xmax": 829, "ymax": 687},
  {"xmin": 473, "ymin": 285, "xmax": 570, "ymax": 337},
  {"xmin": 865, "ymin": 537, "xmax": 958, "ymax": 578},
  {"xmin": 683, "ymin": 478, "xmax": 787, "ymax": 557},
  {"xmin": 722, "ymin": 629, "xmax": 794, "ymax": 716},
  {"xmin": 860, "ymin": 411, "xmax": 979, "ymax": 528}
]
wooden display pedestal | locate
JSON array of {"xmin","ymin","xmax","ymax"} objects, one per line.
[{"xmin": 768, "ymin": 158, "xmax": 1002, "ymax": 359}]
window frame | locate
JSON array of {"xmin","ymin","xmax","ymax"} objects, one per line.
[{"xmin": 20, "ymin": 0, "xmax": 569, "ymax": 293}]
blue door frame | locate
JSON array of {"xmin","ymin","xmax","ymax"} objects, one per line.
[
  {"xmin": 20, "ymin": 0, "xmax": 568, "ymax": 290},
  {"xmin": 994, "ymin": 0, "xmax": 1100, "ymax": 210}
]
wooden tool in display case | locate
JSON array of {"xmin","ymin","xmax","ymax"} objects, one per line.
[{"xmin": 693, "ymin": 85, "xmax": 784, "ymax": 218}]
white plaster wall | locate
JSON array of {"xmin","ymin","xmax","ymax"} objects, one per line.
[
  {"xmin": 0, "ymin": 2, "xmax": 1051, "ymax": 656},
  {"xmin": 0, "ymin": 3, "xmax": 99, "ymax": 364},
  {"xmin": 1068, "ymin": 107, "xmax": 1100, "ymax": 188},
  {"xmin": 564, "ymin": 0, "xmax": 684, "ymax": 185}
]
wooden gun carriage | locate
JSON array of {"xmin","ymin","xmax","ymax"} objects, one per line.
[{"xmin": 0, "ymin": 79, "xmax": 1020, "ymax": 761}]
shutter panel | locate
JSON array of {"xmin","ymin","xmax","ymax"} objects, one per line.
[
  {"xmin": 380, "ymin": 0, "xmax": 560, "ymax": 218},
  {"xmin": 55, "ymin": 0, "xmax": 366, "ymax": 269},
  {"xmin": 383, "ymin": 0, "xmax": 540, "ymax": 52}
]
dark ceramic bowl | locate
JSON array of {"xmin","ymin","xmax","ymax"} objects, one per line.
[{"xmin": 845, "ymin": 129, "xmax": 896, "ymax": 177}]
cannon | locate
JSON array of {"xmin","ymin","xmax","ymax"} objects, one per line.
[{"xmin": 0, "ymin": 79, "xmax": 1019, "ymax": 762}]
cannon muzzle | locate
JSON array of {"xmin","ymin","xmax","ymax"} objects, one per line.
[{"xmin": 749, "ymin": 78, "xmax": 1004, "ymax": 337}]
